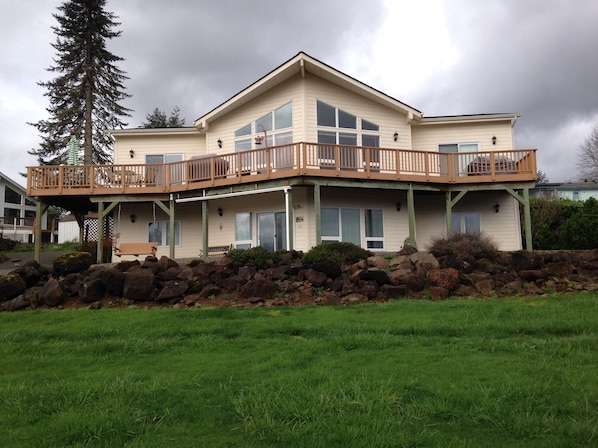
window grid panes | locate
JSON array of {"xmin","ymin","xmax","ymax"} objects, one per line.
[{"xmin": 365, "ymin": 209, "xmax": 384, "ymax": 249}]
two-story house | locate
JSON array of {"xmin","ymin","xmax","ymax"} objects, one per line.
[
  {"xmin": 1, "ymin": 171, "xmax": 48, "ymax": 243},
  {"xmin": 27, "ymin": 52, "xmax": 537, "ymax": 262}
]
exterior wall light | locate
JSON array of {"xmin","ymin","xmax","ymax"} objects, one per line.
[
  {"xmin": 396, "ymin": 202, "xmax": 402, "ymax": 212},
  {"xmin": 218, "ymin": 207, "xmax": 223, "ymax": 216},
  {"xmin": 492, "ymin": 136, "xmax": 497, "ymax": 145},
  {"xmin": 130, "ymin": 214, "xmax": 136, "ymax": 223},
  {"xmin": 394, "ymin": 132, "xmax": 399, "ymax": 142},
  {"xmin": 217, "ymin": 139, "xmax": 222, "ymax": 148},
  {"xmin": 494, "ymin": 203, "xmax": 500, "ymax": 213},
  {"xmin": 129, "ymin": 149, "xmax": 134, "ymax": 158}
]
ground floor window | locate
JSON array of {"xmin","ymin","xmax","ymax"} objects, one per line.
[
  {"xmin": 365, "ymin": 209, "xmax": 384, "ymax": 249},
  {"xmin": 321, "ymin": 207, "xmax": 361, "ymax": 246},
  {"xmin": 148, "ymin": 220, "xmax": 181, "ymax": 247},
  {"xmin": 235, "ymin": 212, "xmax": 252, "ymax": 249},
  {"xmin": 451, "ymin": 212, "xmax": 481, "ymax": 234}
]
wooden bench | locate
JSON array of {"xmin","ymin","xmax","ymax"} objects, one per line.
[
  {"xmin": 200, "ymin": 244, "xmax": 232, "ymax": 257},
  {"xmin": 114, "ymin": 242, "xmax": 158, "ymax": 257}
]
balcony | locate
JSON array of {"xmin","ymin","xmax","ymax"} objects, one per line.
[{"xmin": 27, "ymin": 143, "xmax": 537, "ymax": 198}]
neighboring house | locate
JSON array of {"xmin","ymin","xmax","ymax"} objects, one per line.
[
  {"xmin": 531, "ymin": 182, "xmax": 598, "ymax": 201},
  {"xmin": 26, "ymin": 52, "xmax": 537, "ymax": 262},
  {"xmin": 0, "ymin": 171, "xmax": 48, "ymax": 243}
]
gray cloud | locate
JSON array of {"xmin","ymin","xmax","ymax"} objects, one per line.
[
  {"xmin": 413, "ymin": 0, "xmax": 598, "ymax": 181},
  {"xmin": 1, "ymin": 0, "xmax": 596, "ymax": 185}
]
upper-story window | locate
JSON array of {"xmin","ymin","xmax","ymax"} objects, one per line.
[
  {"xmin": 316, "ymin": 101, "xmax": 380, "ymax": 147},
  {"xmin": 235, "ymin": 102, "xmax": 293, "ymax": 151},
  {"xmin": 4, "ymin": 186, "xmax": 21, "ymax": 205}
]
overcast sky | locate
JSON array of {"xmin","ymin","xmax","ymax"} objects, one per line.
[{"xmin": 2, "ymin": 0, "xmax": 597, "ymax": 187}]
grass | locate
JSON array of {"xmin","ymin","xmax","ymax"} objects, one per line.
[{"xmin": 1, "ymin": 294, "xmax": 597, "ymax": 447}]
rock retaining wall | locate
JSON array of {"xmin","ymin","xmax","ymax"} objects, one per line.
[{"xmin": 2, "ymin": 247, "xmax": 598, "ymax": 311}]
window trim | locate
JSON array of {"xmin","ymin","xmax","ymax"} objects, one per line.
[
  {"xmin": 148, "ymin": 220, "xmax": 182, "ymax": 247},
  {"xmin": 364, "ymin": 208, "xmax": 385, "ymax": 250}
]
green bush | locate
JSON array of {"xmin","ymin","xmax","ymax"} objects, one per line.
[
  {"xmin": 303, "ymin": 242, "xmax": 372, "ymax": 264},
  {"xmin": 528, "ymin": 197, "xmax": 580, "ymax": 250},
  {"xmin": 561, "ymin": 197, "xmax": 598, "ymax": 249},
  {"xmin": 0, "ymin": 237, "xmax": 18, "ymax": 252},
  {"xmin": 428, "ymin": 232, "xmax": 499, "ymax": 260},
  {"xmin": 227, "ymin": 246, "xmax": 285, "ymax": 270}
]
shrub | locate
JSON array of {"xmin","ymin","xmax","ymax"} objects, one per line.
[
  {"xmin": 227, "ymin": 246, "xmax": 284, "ymax": 270},
  {"xmin": 0, "ymin": 237, "xmax": 18, "ymax": 252},
  {"xmin": 303, "ymin": 242, "xmax": 372, "ymax": 264},
  {"xmin": 428, "ymin": 232, "xmax": 499, "ymax": 260}
]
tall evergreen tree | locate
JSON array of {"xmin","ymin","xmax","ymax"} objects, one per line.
[{"xmin": 29, "ymin": 0, "xmax": 131, "ymax": 166}]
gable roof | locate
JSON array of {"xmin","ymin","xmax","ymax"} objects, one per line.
[
  {"xmin": 0, "ymin": 171, "xmax": 27, "ymax": 194},
  {"xmin": 194, "ymin": 52, "xmax": 423, "ymax": 130}
]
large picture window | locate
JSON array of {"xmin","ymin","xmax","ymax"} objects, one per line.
[{"xmin": 321, "ymin": 207, "xmax": 360, "ymax": 246}]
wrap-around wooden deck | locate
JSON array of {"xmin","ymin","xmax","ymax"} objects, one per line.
[{"xmin": 27, "ymin": 143, "xmax": 537, "ymax": 197}]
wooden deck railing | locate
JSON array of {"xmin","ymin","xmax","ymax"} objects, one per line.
[{"xmin": 27, "ymin": 143, "xmax": 537, "ymax": 196}]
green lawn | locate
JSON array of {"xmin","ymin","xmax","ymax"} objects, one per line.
[{"xmin": 1, "ymin": 294, "xmax": 597, "ymax": 447}]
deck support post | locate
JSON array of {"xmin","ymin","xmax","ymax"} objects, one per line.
[
  {"xmin": 506, "ymin": 186, "xmax": 533, "ymax": 250},
  {"xmin": 285, "ymin": 188, "xmax": 293, "ymax": 250},
  {"xmin": 202, "ymin": 200, "xmax": 209, "ymax": 257},
  {"xmin": 407, "ymin": 184, "xmax": 417, "ymax": 248},
  {"xmin": 34, "ymin": 199, "xmax": 49, "ymax": 263},
  {"xmin": 314, "ymin": 183, "xmax": 321, "ymax": 245}
]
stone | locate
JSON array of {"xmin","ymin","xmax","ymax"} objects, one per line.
[
  {"xmin": 367, "ymin": 256, "xmax": 389, "ymax": 270},
  {"xmin": 156, "ymin": 280, "xmax": 189, "ymax": 301},
  {"xmin": 358, "ymin": 268, "xmax": 390, "ymax": 286},
  {"xmin": 0, "ymin": 274, "xmax": 27, "ymax": 301},
  {"xmin": 410, "ymin": 251, "xmax": 440, "ymax": 275},
  {"xmin": 303, "ymin": 268, "xmax": 328, "ymax": 288},
  {"xmin": 239, "ymin": 278, "xmax": 278, "ymax": 300},
  {"xmin": 122, "ymin": 269, "xmax": 155, "ymax": 301},
  {"xmin": 428, "ymin": 268, "xmax": 460, "ymax": 291},
  {"xmin": 89, "ymin": 267, "xmax": 125, "ymax": 296},
  {"xmin": 313, "ymin": 260, "xmax": 342, "ymax": 278},
  {"xmin": 39, "ymin": 278, "xmax": 65, "ymax": 307},
  {"xmin": 2, "ymin": 295, "xmax": 29, "ymax": 311},
  {"xmin": 81, "ymin": 278, "xmax": 105, "ymax": 303},
  {"xmin": 53, "ymin": 251, "xmax": 93, "ymax": 276}
]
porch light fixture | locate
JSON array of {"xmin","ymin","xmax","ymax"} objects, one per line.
[
  {"xmin": 129, "ymin": 149, "xmax": 134, "ymax": 158},
  {"xmin": 130, "ymin": 213, "xmax": 136, "ymax": 223},
  {"xmin": 494, "ymin": 203, "xmax": 500, "ymax": 213},
  {"xmin": 492, "ymin": 136, "xmax": 497, "ymax": 145},
  {"xmin": 393, "ymin": 132, "xmax": 399, "ymax": 142},
  {"xmin": 217, "ymin": 207, "xmax": 223, "ymax": 217},
  {"xmin": 396, "ymin": 202, "xmax": 402, "ymax": 212},
  {"xmin": 217, "ymin": 139, "xmax": 222, "ymax": 148}
]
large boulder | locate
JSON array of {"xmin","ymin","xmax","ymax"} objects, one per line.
[
  {"xmin": 156, "ymin": 280, "xmax": 189, "ymax": 302},
  {"xmin": 0, "ymin": 274, "xmax": 27, "ymax": 301},
  {"xmin": 122, "ymin": 269, "xmax": 155, "ymax": 301},
  {"xmin": 53, "ymin": 251, "xmax": 93, "ymax": 276},
  {"xmin": 39, "ymin": 278, "xmax": 65, "ymax": 307}
]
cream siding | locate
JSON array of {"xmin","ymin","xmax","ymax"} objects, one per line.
[
  {"xmin": 411, "ymin": 121, "xmax": 514, "ymax": 152},
  {"xmin": 304, "ymin": 75, "xmax": 412, "ymax": 149},
  {"xmin": 413, "ymin": 191, "xmax": 522, "ymax": 251},
  {"xmin": 114, "ymin": 132, "xmax": 206, "ymax": 164},
  {"xmin": 205, "ymin": 75, "xmax": 305, "ymax": 153}
]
